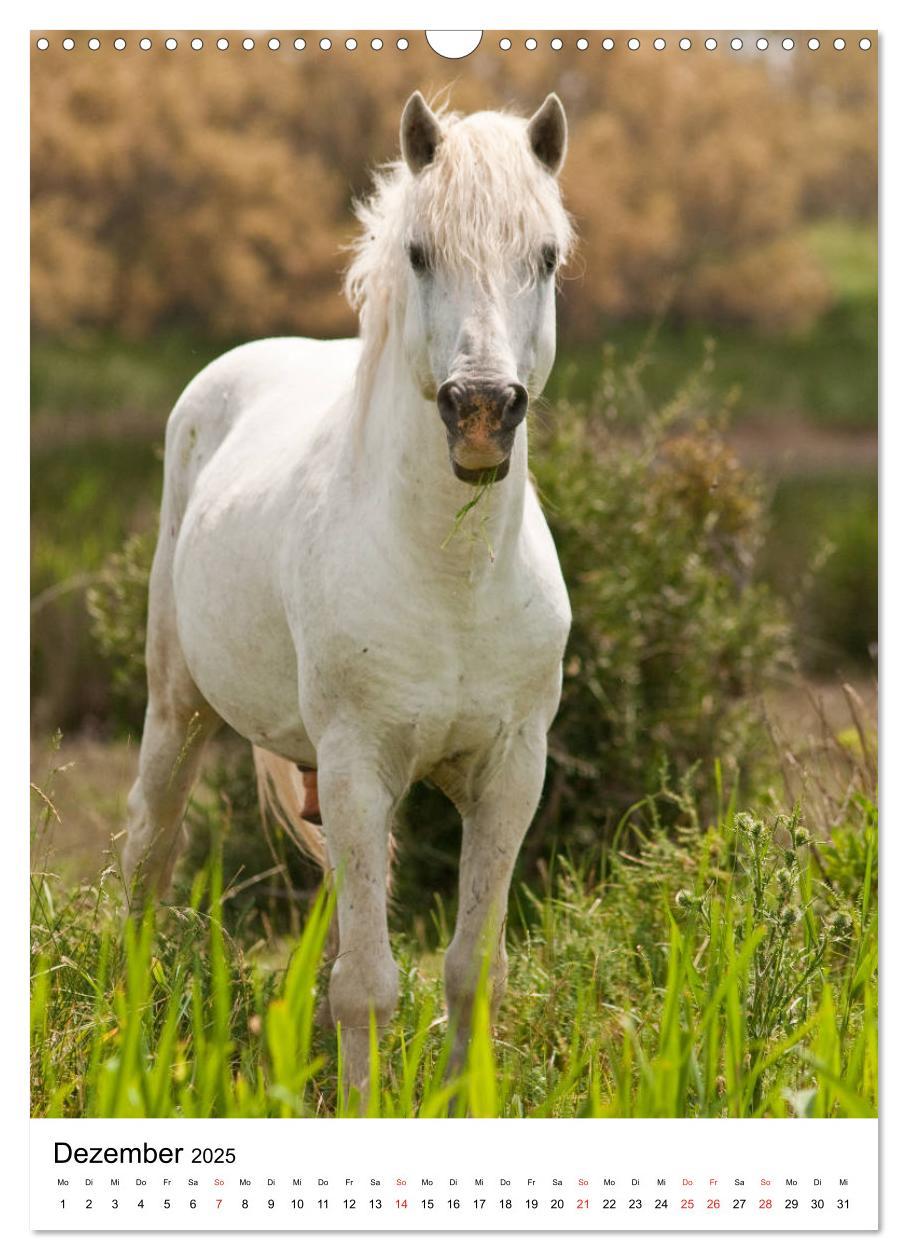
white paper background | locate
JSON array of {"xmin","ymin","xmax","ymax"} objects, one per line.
[{"xmin": 5, "ymin": 2, "xmax": 900, "ymax": 1254}]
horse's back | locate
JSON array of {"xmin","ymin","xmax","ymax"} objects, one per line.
[
  {"xmin": 156, "ymin": 336, "xmax": 359, "ymax": 534},
  {"xmin": 178, "ymin": 336, "xmax": 359, "ymax": 412}
]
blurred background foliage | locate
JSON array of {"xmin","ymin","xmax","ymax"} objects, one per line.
[
  {"xmin": 31, "ymin": 34, "xmax": 876, "ymax": 908},
  {"xmin": 32, "ymin": 35, "xmax": 875, "ymax": 339}
]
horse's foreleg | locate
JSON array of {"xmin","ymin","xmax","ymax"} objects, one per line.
[
  {"xmin": 318, "ymin": 735, "xmax": 400, "ymax": 1104},
  {"xmin": 444, "ymin": 726, "xmax": 548, "ymax": 1075}
]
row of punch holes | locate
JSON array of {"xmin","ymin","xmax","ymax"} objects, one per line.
[{"xmin": 35, "ymin": 34, "xmax": 874, "ymax": 53}]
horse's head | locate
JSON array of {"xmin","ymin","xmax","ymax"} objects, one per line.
[{"xmin": 392, "ymin": 93, "xmax": 573, "ymax": 483}]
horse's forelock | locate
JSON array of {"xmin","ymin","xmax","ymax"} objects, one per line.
[
  {"xmin": 413, "ymin": 112, "xmax": 574, "ymax": 276},
  {"xmin": 345, "ymin": 108, "xmax": 574, "ymax": 315}
]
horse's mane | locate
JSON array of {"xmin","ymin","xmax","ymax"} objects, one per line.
[{"xmin": 343, "ymin": 105, "xmax": 576, "ymax": 428}]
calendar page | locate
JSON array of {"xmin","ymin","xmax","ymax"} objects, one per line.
[{"xmin": 29, "ymin": 22, "xmax": 879, "ymax": 1236}]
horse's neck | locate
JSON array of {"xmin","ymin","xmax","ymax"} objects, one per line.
[{"xmin": 351, "ymin": 334, "xmax": 528, "ymax": 579}]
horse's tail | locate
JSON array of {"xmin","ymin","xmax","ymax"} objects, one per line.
[{"xmin": 252, "ymin": 745, "xmax": 329, "ymax": 872}]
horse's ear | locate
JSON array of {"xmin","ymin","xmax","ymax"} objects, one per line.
[
  {"xmin": 400, "ymin": 91, "xmax": 442, "ymax": 174},
  {"xmin": 527, "ymin": 93, "xmax": 568, "ymax": 175}
]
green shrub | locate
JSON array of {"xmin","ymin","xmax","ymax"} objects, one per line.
[
  {"xmin": 763, "ymin": 473, "xmax": 877, "ymax": 672},
  {"xmin": 85, "ymin": 529, "xmax": 156, "ymax": 728},
  {"xmin": 526, "ymin": 351, "xmax": 793, "ymax": 849},
  {"xmin": 31, "ymin": 437, "xmax": 161, "ymax": 730}
]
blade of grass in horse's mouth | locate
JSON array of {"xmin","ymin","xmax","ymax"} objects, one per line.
[{"xmin": 441, "ymin": 470, "xmax": 498, "ymax": 552}]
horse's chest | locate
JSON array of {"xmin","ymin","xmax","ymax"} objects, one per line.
[{"xmin": 306, "ymin": 577, "xmax": 564, "ymax": 757}]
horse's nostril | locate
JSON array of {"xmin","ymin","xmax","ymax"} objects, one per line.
[
  {"xmin": 438, "ymin": 379, "xmax": 527, "ymax": 435},
  {"xmin": 501, "ymin": 383, "xmax": 529, "ymax": 431},
  {"xmin": 436, "ymin": 381, "xmax": 461, "ymax": 431}
]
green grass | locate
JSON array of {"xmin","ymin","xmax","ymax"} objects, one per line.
[{"xmin": 31, "ymin": 757, "xmax": 877, "ymax": 1120}]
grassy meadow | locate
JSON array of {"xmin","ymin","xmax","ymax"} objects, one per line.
[{"xmin": 31, "ymin": 745, "xmax": 877, "ymax": 1119}]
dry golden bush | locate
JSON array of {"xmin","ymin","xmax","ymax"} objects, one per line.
[{"xmin": 30, "ymin": 34, "xmax": 876, "ymax": 340}]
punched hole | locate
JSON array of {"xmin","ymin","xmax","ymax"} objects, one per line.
[{"xmin": 425, "ymin": 31, "xmax": 481, "ymax": 58}]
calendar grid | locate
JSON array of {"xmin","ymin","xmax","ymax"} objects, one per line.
[{"xmin": 31, "ymin": 1119, "xmax": 878, "ymax": 1231}]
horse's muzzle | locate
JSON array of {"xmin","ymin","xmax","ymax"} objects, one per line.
[
  {"xmin": 437, "ymin": 379, "xmax": 528, "ymax": 482},
  {"xmin": 450, "ymin": 454, "xmax": 512, "ymax": 484}
]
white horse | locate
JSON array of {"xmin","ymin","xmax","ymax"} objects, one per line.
[{"xmin": 124, "ymin": 92, "xmax": 575, "ymax": 1096}]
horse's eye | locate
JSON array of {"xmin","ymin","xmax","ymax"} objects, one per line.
[
  {"xmin": 408, "ymin": 242, "xmax": 430, "ymax": 274},
  {"xmin": 540, "ymin": 244, "xmax": 558, "ymax": 277}
]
